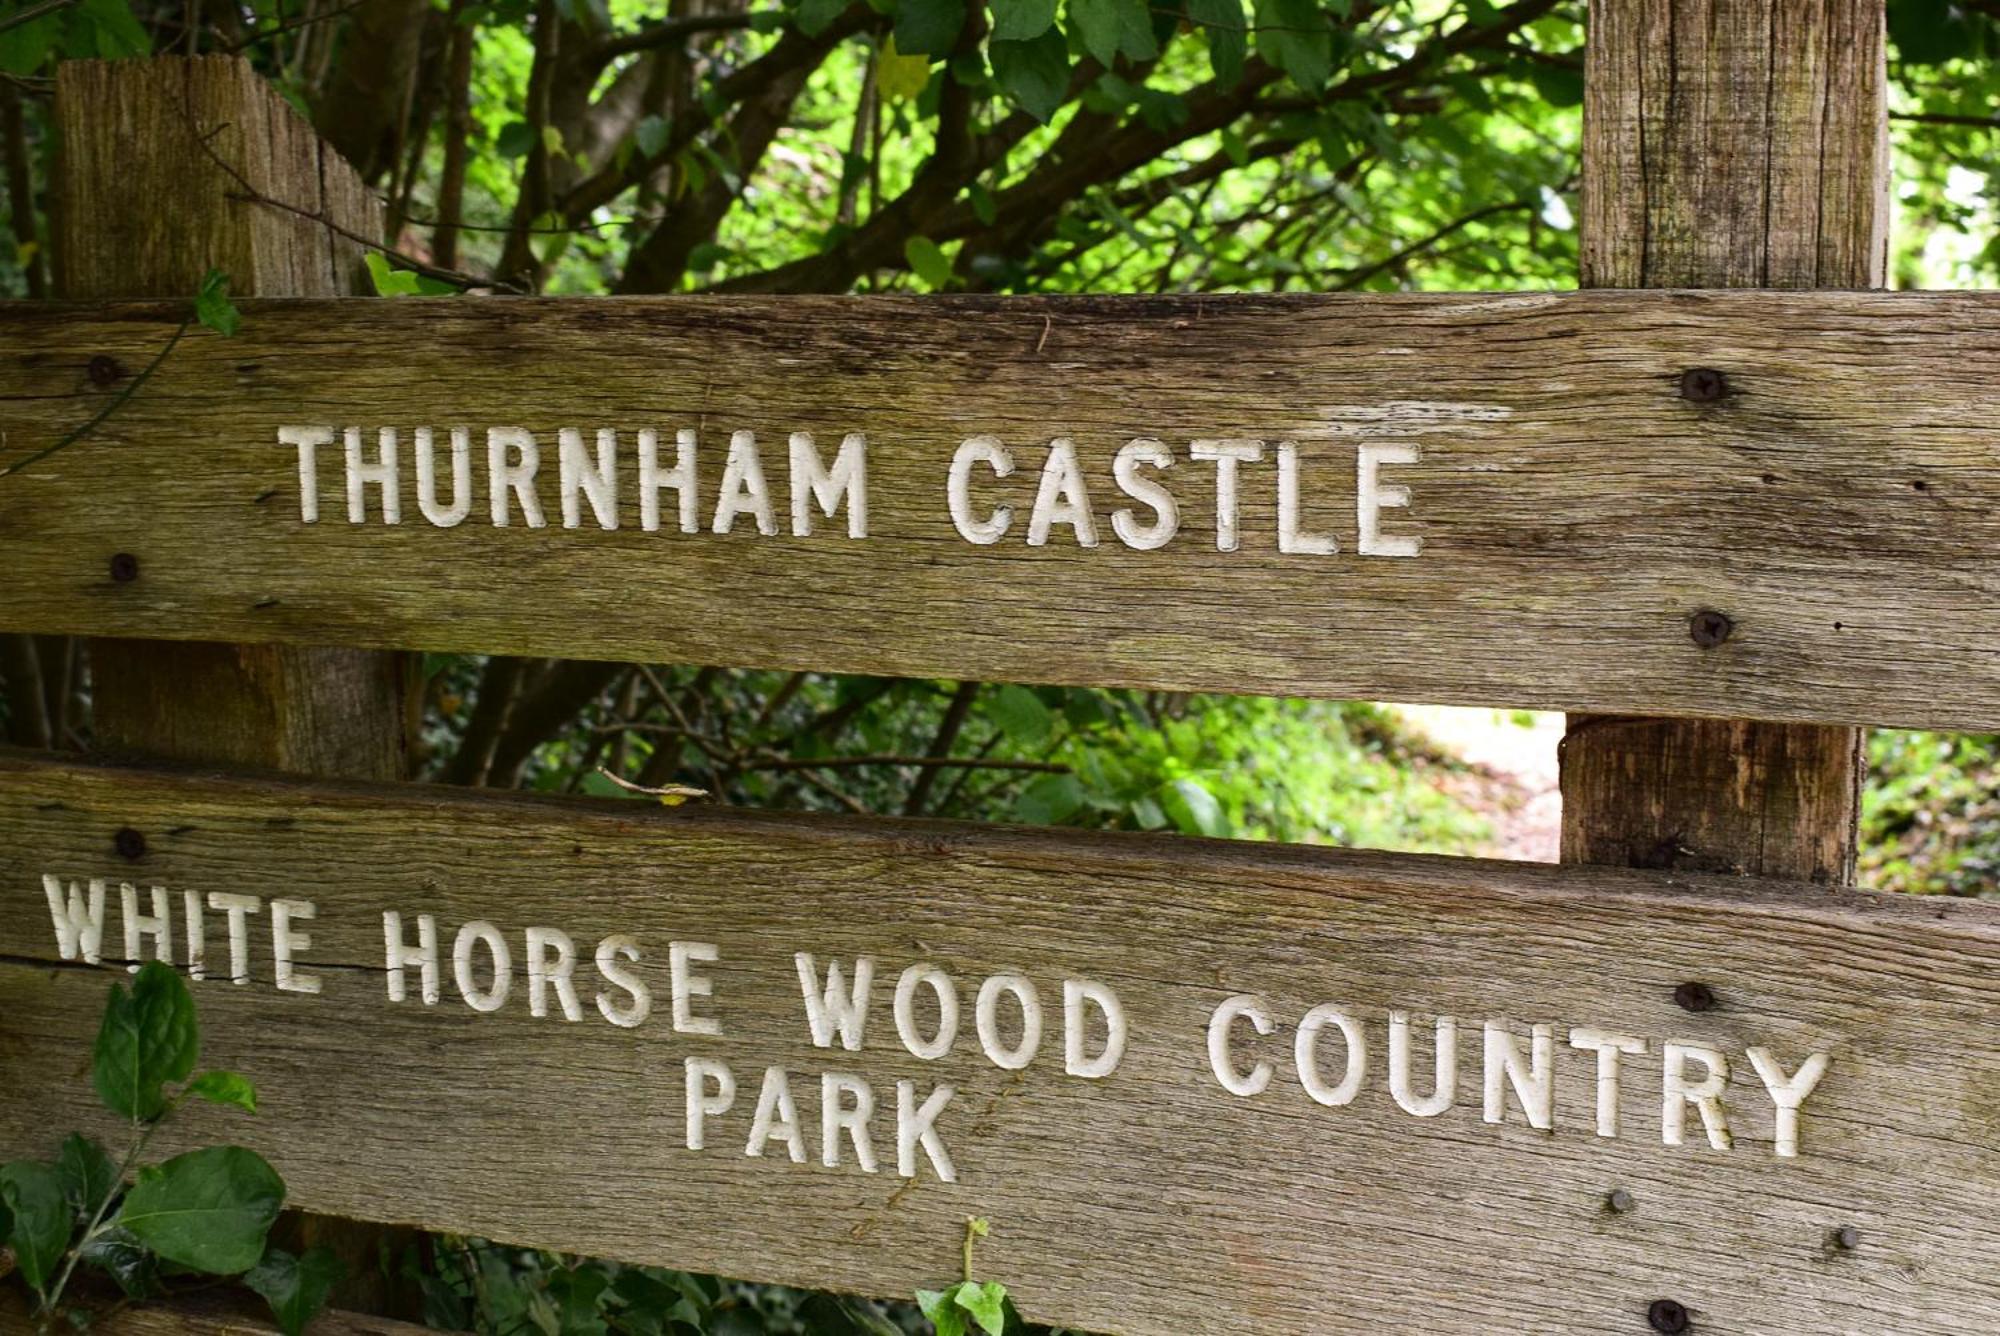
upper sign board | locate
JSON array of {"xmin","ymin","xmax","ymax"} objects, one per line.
[
  {"xmin": 3, "ymin": 289, "xmax": 1998, "ymax": 727},
  {"xmin": 3, "ymin": 755, "xmax": 1999, "ymax": 1333}
]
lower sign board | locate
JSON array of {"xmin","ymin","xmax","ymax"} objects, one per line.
[{"xmin": 2, "ymin": 754, "xmax": 1998, "ymax": 1333}]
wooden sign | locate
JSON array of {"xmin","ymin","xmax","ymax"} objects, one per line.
[
  {"xmin": 3, "ymin": 754, "xmax": 1998, "ymax": 1333},
  {"xmin": 4, "ymin": 289, "xmax": 2000, "ymax": 731}
]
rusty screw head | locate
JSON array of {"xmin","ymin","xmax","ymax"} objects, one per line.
[
  {"xmin": 1689, "ymin": 610, "xmax": 1733, "ymax": 648},
  {"xmin": 1607, "ymin": 1188, "xmax": 1635, "ymax": 1214},
  {"xmin": 86, "ymin": 355, "xmax": 124, "ymax": 387},
  {"xmin": 1648, "ymin": 1299, "xmax": 1691, "ymax": 1334},
  {"xmin": 109, "ymin": 552, "xmax": 140, "ymax": 583},
  {"xmin": 1833, "ymin": 1225, "xmax": 1861, "ymax": 1252},
  {"xmin": 1674, "ymin": 981, "xmax": 1717, "ymax": 1013},
  {"xmin": 1680, "ymin": 367, "xmax": 1728, "ymax": 402},
  {"xmin": 113, "ymin": 826, "xmax": 146, "ymax": 860}
]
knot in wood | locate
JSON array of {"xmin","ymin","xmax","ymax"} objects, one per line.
[
  {"xmin": 113, "ymin": 826, "xmax": 147, "ymax": 860},
  {"xmin": 86, "ymin": 354, "xmax": 124, "ymax": 387},
  {"xmin": 108, "ymin": 552, "xmax": 141, "ymax": 584}
]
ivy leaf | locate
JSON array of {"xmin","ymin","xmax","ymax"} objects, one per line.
[
  {"xmin": 1254, "ymin": 0, "xmax": 1329, "ymax": 92},
  {"xmin": 79, "ymin": 1225, "xmax": 162, "ymax": 1299},
  {"xmin": 894, "ymin": 0, "xmax": 966, "ymax": 58},
  {"xmin": 186, "ymin": 1070, "xmax": 259, "ymax": 1114},
  {"xmin": 1159, "ymin": 775, "xmax": 1229, "ymax": 836},
  {"xmin": 1, "ymin": 1162, "xmax": 70, "ymax": 1295},
  {"xmin": 1068, "ymin": 0, "xmax": 1156, "ymax": 66},
  {"xmin": 903, "ymin": 236, "xmax": 955, "ymax": 288},
  {"xmin": 915, "ymin": 1289, "xmax": 968, "ymax": 1336},
  {"xmin": 116, "ymin": 1146, "xmax": 285, "ymax": 1275},
  {"xmin": 246, "ymin": 1246, "xmax": 345, "ymax": 1336},
  {"xmin": 1185, "ymin": 0, "xmax": 1244, "ymax": 86},
  {"xmin": 93, "ymin": 959, "xmax": 199, "ymax": 1124},
  {"xmin": 495, "ymin": 120, "xmax": 536, "ymax": 159},
  {"xmin": 989, "ymin": 0, "xmax": 1057, "ymax": 41},
  {"xmin": 953, "ymin": 1280, "xmax": 1010, "ymax": 1336},
  {"xmin": 56, "ymin": 1133, "xmax": 119, "ymax": 1221},
  {"xmin": 1528, "ymin": 62, "xmax": 1583, "ymax": 108},
  {"xmin": 0, "ymin": 9, "xmax": 63, "ymax": 75},
  {"xmin": 365, "ymin": 252, "xmax": 425, "ymax": 297},
  {"xmin": 877, "ymin": 35, "xmax": 933, "ymax": 101},
  {"xmin": 194, "ymin": 268, "xmax": 240, "ymax": 337},
  {"xmin": 992, "ymin": 683, "xmax": 1052, "ymax": 746},
  {"xmin": 989, "ymin": 26, "xmax": 1071, "ymax": 123}
]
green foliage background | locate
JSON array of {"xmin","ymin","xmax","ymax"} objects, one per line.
[{"xmin": 0, "ymin": 0, "xmax": 1997, "ymax": 1328}]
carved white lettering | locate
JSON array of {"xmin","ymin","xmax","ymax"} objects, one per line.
[
  {"xmin": 1276, "ymin": 442, "xmax": 1335, "ymax": 555},
  {"xmin": 277, "ymin": 425, "xmax": 332, "ymax": 523},
  {"xmin": 948, "ymin": 435, "xmax": 1015, "ymax": 544},
  {"xmin": 594, "ymin": 933, "xmax": 651, "ymax": 1028},
  {"xmin": 558, "ymin": 427, "xmax": 620, "ymax": 530},
  {"xmin": 345, "ymin": 426, "xmax": 402, "ymax": 523},
  {"xmin": 42, "ymin": 874, "xmax": 106, "ymax": 964},
  {"xmin": 1189, "ymin": 439, "xmax": 1262, "ymax": 551},
  {"xmin": 746, "ymin": 1065, "xmax": 807, "ymax": 1163},
  {"xmin": 820, "ymin": 1071, "xmax": 877, "ymax": 1172},
  {"xmin": 1207, "ymin": 994, "xmax": 1274, "ymax": 1097},
  {"xmin": 1746, "ymin": 1047, "xmax": 1831, "ymax": 1159},
  {"xmin": 1110, "ymin": 438, "xmax": 1179, "ymax": 550},
  {"xmin": 1388, "ymin": 1011, "xmax": 1458, "ymax": 1117},
  {"xmin": 789, "ymin": 431, "xmax": 868, "ymax": 538},
  {"xmin": 1482, "ymin": 1021, "xmax": 1555, "ymax": 1129},
  {"xmin": 896, "ymin": 1079, "xmax": 957, "ymax": 1182},
  {"xmin": 685, "ymin": 1056, "xmax": 736, "ymax": 1151},
  {"xmin": 212, "ymin": 892, "xmax": 261, "ymax": 986},
  {"xmin": 486, "ymin": 427, "xmax": 546, "ymax": 527},
  {"xmin": 525, "ymin": 926, "xmax": 582, "ymax": 1021},
  {"xmin": 382, "ymin": 909, "xmax": 438, "ymax": 1004},
  {"xmin": 1296, "ymin": 1003, "xmax": 1366, "ymax": 1107},
  {"xmin": 1569, "ymin": 1028, "xmax": 1646, "ymax": 1138},
  {"xmin": 415, "ymin": 426, "xmax": 472, "ymax": 526},
  {"xmin": 1027, "ymin": 438, "xmax": 1099, "ymax": 547},
  {"xmin": 1062, "ymin": 978, "xmax": 1127, "ymax": 1079},
  {"xmin": 796, "ymin": 953, "xmax": 874, "ymax": 1050},
  {"xmin": 670, "ymin": 940, "xmax": 722, "ymax": 1036},
  {"xmin": 1357, "ymin": 440, "xmax": 1421, "ymax": 557},
  {"xmin": 893, "ymin": 964, "xmax": 959, "ymax": 1060},
  {"xmin": 119, "ymin": 882, "xmax": 171, "ymax": 973},
  {"xmin": 713, "ymin": 430, "xmax": 776, "ymax": 535},
  {"xmin": 1662, "ymin": 1041, "xmax": 1732, "ymax": 1151},
  {"xmin": 452, "ymin": 919, "xmax": 512, "ymax": 1013},
  {"xmin": 269, "ymin": 898, "xmax": 319, "ymax": 995},
  {"xmin": 638, "ymin": 428, "xmax": 698, "ymax": 533},
  {"xmin": 975, "ymin": 973, "xmax": 1043, "ymax": 1070}
]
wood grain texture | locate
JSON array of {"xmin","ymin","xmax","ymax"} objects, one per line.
[
  {"xmin": 1561, "ymin": 0, "xmax": 1890, "ymax": 882},
  {"xmin": 55, "ymin": 55, "xmax": 413, "ymax": 782},
  {"xmin": 3, "ymin": 754, "xmax": 1999, "ymax": 1334},
  {"xmin": 2, "ymin": 289, "xmax": 1999, "ymax": 729},
  {"xmin": 0, "ymin": 1288, "xmax": 436, "ymax": 1336}
]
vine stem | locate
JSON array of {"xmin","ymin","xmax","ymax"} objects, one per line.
[{"xmin": 36, "ymin": 1111, "xmax": 167, "ymax": 1330}]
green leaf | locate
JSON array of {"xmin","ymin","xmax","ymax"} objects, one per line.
[
  {"xmin": 989, "ymin": 25, "xmax": 1071, "ymax": 123},
  {"xmin": 495, "ymin": 120, "xmax": 536, "ymax": 159},
  {"xmin": 1, "ymin": 1161, "xmax": 71, "ymax": 1295},
  {"xmin": 1013, "ymin": 771, "xmax": 1083, "ymax": 824},
  {"xmin": 194, "ymin": 268, "xmax": 241, "ymax": 337},
  {"xmin": 915, "ymin": 1289, "xmax": 968, "ymax": 1336},
  {"xmin": 364, "ymin": 252, "xmax": 425, "ymax": 297},
  {"xmin": 903, "ymin": 235, "xmax": 955, "ymax": 288},
  {"xmin": 0, "ymin": 9, "xmax": 62, "ymax": 75},
  {"xmin": 1068, "ymin": 0, "xmax": 1155, "ymax": 66},
  {"xmin": 78, "ymin": 0, "xmax": 151, "ymax": 57},
  {"xmin": 116, "ymin": 1146, "xmax": 285, "ymax": 1275},
  {"xmin": 93, "ymin": 959, "xmax": 199, "ymax": 1124},
  {"xmin": 989, "ymin": 0, "xmax": 1056, "ymax": 41},
  {"xmin": 633, "ymin": 113, "xmax": 671, "ymax": 159},
  {"xmin": 992, "ymin": 683, "xmax": 1052, "ymax": 746},
  {"xmin": 878, "ymin": 34, "xmax": 934, "ymax": 98},
  {"xmin": 246, "ymin": 1246, "xmax": 345, "ymax": 1336},
  {"xmin": 1159, "ymin": 776, "xmax": 1229, "ymax": 836},
  {"xmin": 1185, "ymin": 0, "xmax": 1244, "ymax": 85},
  {"xmin": 1254, "ymin": 0, "xmax": 1329, "ymax": 92},
  {"xmin": 56, "ymin": 1134, "xmax": 119, "ymax": 1221},
  {"xmin": 1528, "ymin": 61, "xmax": 1583, "ymax": 108},
  {"xmin": 954, "ymin": 1280, "xmax": 1009, "ymax": 1336},
  {"xmin": 795, "ymin": 0, "xmax": 849, "ymax": 34},
  {"xmin": 79, "ymin": 1226, "xmax": 162, "ymax": 1299},
  {"xmin": 893, "ymin": 0, "xmax": 966, "ymax": 58},
  {"xmin": 186, "ymin": 1070, "xmax": 258, "ymax": 1114}
]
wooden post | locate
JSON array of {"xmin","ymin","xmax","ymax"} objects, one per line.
[
  {"xmin": 1561, "ymin": 0, "xmax": 1889, "ymax": 883},
  {"xmin": 53, "ymin": 56, "xmax": 416, "ymax": 777},
  {"xmin": 52, "ymin": 54, "xmax": 420, "ymax": 1310}
]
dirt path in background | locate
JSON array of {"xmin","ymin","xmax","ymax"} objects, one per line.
[{"xmin": 1391, "ymin": 706, "xmax": 1562, "ymax": 863}]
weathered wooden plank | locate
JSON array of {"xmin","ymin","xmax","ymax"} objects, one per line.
[
  {"xmin": 0, "ymin": 1288, "xmax": 435, "ymax": 1335},
  {"xmin": 2, "ymin": 754, "xmax": 1998, "ymax": 1334},
  {"xmin": 1561, "ymin": 0, "xmax": 1889, "ymax": 883},
  {"xmin": 2, "ymin": 289, "xmax": 1998, "ymax": 730}
]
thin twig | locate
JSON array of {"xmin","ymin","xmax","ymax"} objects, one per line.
[
  {"xmin": 741, "ymin": 753, "xmax": 1069, "ymax": 774},
  {"xmin": 222, "ymin": 0, "xmax": 370, "ymax": 52},
  {"xmin": 0, "ymin": 0, "xmax": 80, "ymax": 38},
  {"xmin": 1, "ymin": 319, "xmax": 191, "ymax": 478}
]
